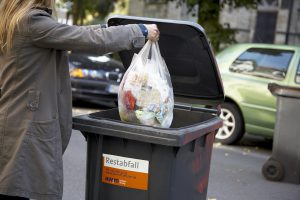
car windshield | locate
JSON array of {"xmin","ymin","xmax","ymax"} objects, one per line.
[{"xmin": 229, "ymin": 48, "xmax": 294, "ymax": 80}]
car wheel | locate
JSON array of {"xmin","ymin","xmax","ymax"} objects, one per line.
[
  {"xmin": 262, "ymin": 158, "xmax": 284, "ymax": 181},
  {"xmin": 215, "ymin": 102, "xmax": 244, "ymax": 145}
]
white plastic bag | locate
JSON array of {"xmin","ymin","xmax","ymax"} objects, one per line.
[{"xmin": 118, "ymin": 41, "xmax": 174, "ymax": 128}]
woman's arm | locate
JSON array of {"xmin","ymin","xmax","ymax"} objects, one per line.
[{"xmin": 27, "ymin": 10, "xmax": 145, "ymax": 54}]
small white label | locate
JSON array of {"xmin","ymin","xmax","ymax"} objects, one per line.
[{"xmin": 102, "ymin": 154, "xmax": 149, "ymax": 173}]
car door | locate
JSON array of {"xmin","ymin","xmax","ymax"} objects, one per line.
[{"xmin": 227, "ymin": 47, "xmax": 294, "ymax": 137}]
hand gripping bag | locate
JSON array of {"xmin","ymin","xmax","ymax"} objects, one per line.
[{"xmin": 118, "ymin": 41, "xmax": 174, "ymax": 128}]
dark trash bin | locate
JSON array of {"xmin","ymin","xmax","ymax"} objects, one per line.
[
  {"xmin": 262, "ymin": 83, "xmax": 300, "ymax": 184},
  {"xmin": 72, "ymin": 16, "xmax": 224, "ymax": 200}
]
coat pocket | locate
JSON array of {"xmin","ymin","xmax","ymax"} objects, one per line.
[
  {"xmin": 27, "ymin": 90, "xmax": 40, "ymax": 111},
  {"xmin": 22, "ymin": 118, "xmax": 62, "ymax": 195},
  {"xmin": 27, "ymin": 118, "xmax": 57, "ymax": 140}
]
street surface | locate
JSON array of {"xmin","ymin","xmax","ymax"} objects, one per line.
[{"xmin": 62, "ymin": 103, "xmax": 300, "ymax": 200}]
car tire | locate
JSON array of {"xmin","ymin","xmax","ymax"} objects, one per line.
[{"xmin": 215, "ymin": 102, "xmax": 244, "ymax": 145}]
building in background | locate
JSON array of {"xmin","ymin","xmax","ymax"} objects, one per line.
[
  {"xmin": 56, "ymin": 0, "xmax": 73, "ymax": 25},
  {"xmin": 58, "ymin": 0, "xmax": 299, "ymax": 46},
  {"xmin": 220, "ymin": 0, "xmax": 300, "ymax": 45},
  {"xmin": 112, "ymin": 0, "xmax": 299, "ymax": 46},
  {"xmin": 110, "ymin": 0, "xmax": 197, "ymax": 22}
]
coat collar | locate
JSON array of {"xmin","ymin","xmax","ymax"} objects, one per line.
[{"xmin": 34, "ymin": 7, "xmax": 53, "ymax": 15}]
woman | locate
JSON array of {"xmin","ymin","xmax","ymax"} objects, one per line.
[{"xmin": 0, "ymin": 0, "xmax": 159, "ymax": 199}]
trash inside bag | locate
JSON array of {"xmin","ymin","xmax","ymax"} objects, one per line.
[{"xmin": 118, "ymin": 41, "xmax": 174, "ymax": 128}]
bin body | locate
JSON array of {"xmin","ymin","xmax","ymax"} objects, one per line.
[
  {"xmin": 262, "ymin": 83, "xmax": 300, "ymax": 184},
  {"xmin": 73, "ymin": 108, "xmax": 222, "ymax": 200},
  {"xmin": 73, "ymin": 16, "xmax": 225, "ymax": 200}
]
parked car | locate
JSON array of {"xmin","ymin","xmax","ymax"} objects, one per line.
[
  {"xmin": 215, "ymin": 44, "xmax": 300, "ymax": 144},
  {"xmin": 69, "ymin": 52, "xmax": 125, "ymax": 107}
]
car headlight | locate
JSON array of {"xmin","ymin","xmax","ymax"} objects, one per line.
[
  {"xmin": 70, "ymin": 68, "xmax": 106, "ymax": 80},
  {"xmin": 90, "ymin": 70, "xmax": 105, "ymax": 79},
  {"xmin": 70, "ymin": 68, "xmax": 85, "ymax": 78}
]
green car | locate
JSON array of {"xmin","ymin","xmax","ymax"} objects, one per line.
[{"xmin": 215, "ymin": 43, "xmax": 300, "ymax": 144}]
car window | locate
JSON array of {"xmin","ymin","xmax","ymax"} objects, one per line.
[
  {"xmin": 229, "ymin": 48, "xmax": 294, "ymax": 80},
  {"xmin": 296, "ymin": 60, "xmax": 300, "ymax": 84}
]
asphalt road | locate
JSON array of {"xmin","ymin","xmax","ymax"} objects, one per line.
[
  {"xmin": 62, "ymin": 104, "xmax": 300, "ymax": 200},
  {"xmin": 207, "ymin": 141, "xmax": 300, "ymax": 200}
]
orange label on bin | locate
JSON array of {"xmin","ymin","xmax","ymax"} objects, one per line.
[{"xmin": 102, "ymin": 154, "xmax": 149, "ymax": 190}]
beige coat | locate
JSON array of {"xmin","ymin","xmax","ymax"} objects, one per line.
[{"xmin": 0, "ymin": 8, "xmax": 145, "ymax": 200}]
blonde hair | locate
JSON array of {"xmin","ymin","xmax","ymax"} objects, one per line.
[{"xmin": 0, "ymin": 0, "xmax": 55, "ymax": 53}]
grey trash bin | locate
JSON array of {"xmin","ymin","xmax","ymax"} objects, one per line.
[
  {"xmin": 72, "ymin": 16, "xmax": 224, "ymax": 200},
  {"xmin": 262, "ymin": 83, "xmax": 300, "ymax": 184}
]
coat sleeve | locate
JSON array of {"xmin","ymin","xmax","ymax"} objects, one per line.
[{"xmin": 27, "ymin": 10, "xmax": 145, "ymax": 54}]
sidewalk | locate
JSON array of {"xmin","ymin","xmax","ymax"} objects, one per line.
[
  {"xmin": 63, "ymin": 132, "xmax": 300, "ymax": 200},
  {"xmin": 208, "ymin": 144, "xmax": 300, "ymax": 200}
]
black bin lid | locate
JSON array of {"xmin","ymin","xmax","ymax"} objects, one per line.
[{"xmin": 108, "ymin": 15, "xmax": 224, "ymax": 106}]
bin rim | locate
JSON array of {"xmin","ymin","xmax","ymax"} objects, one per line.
[
  {"xmin": 268, "ymin": 83, "xmax": 300, "ymax": 98},
  {"xmin": 72, "ymin": 113, "xmax": 222, "ymax": 147}
]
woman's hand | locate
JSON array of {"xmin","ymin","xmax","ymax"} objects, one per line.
[{"xmin": 144, "ymin": 24, "xmax": 160, "ymax": 42}]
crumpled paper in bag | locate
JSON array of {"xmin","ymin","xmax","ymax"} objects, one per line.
[{"xmin": 118, "ymin": 41, "xmax": 174, "ymax": 128}]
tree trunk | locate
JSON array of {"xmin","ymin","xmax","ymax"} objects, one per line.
[
  {"xmin": 197, "ymin": 0, "xmax": 221, "ymax": 51},
  {"xmin": 72, "ymin": 0, "xmax": 85, "ymax": 25},
  {"xmin": 72, "ymin": 0, "xmax": 79, "ymax": 25}
]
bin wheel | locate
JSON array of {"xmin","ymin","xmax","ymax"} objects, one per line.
[
  {"xmin": 215, "ymin": 102, "xmax": 244, "ymax": 145},
  {"xmin": 262, "ymin": 159, "xmax": 284, "ymax": 181}
]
